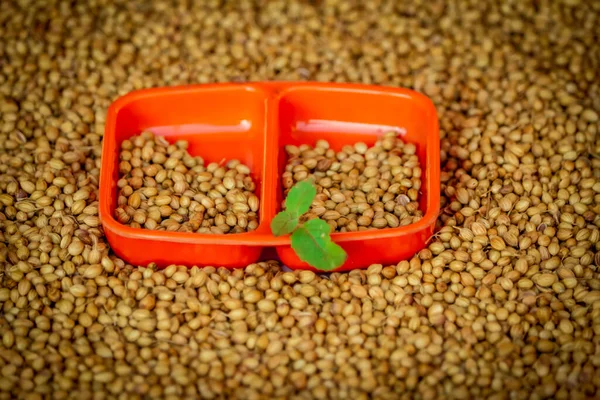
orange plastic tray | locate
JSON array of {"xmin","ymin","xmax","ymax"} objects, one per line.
[{"xmin": 99, "ymin": 82, "xmax": 440, "ymax": 271}]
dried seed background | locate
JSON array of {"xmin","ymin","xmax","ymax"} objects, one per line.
[{"xmin": 0, "ymin": 1, "xmax": 599, "ymax": 400}]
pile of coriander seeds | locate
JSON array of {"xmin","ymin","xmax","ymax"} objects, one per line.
[
  {"xmin": 0, "ymin": 1, "xmax": 600, "ymax": 400},
  {"xmin": 282, "ymin": 132, "xmax": 423, "ymax": 232},
  {"xmin": 115, "ymin": 131, "xmax": 260, "ymax": 234}
]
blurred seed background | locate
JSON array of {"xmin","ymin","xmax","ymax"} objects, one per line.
[{"xmin": 0, "ymin": 0, "xmax": 599, "ymax": 399}]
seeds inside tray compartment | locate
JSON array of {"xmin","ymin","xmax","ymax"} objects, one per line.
[
  {"xmin": 281, "ymin": 132, "xmax": 423, "ymax": 233},
  {"xmin": 114, "ymin": 131, "xmax": 260, "ymax": 234}
]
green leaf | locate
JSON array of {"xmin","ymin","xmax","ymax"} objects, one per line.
[
  {"xmin": 291, "ymin": 219, "xmax": 347, "ymax": 271},
  {"xmin": 270, "ymin": 210, "xmax": 299, "ymax": 236},
  {"xmin": 285, "ymin": 180, "xmax": 316, "ymax": 217}
]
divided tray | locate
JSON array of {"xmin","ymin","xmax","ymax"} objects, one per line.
[{"xmin": 98, "ymin": 82, "xmax": 440, "ymax": 271}]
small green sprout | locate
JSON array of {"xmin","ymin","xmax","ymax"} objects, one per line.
[{"xmin": 271, "ymin": 180, "xmax": 348, "ymax": 271}]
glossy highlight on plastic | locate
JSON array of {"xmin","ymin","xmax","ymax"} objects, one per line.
[{"xmin": 99, "ymin": 82, "xmax": 440, "ymax": 271}]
